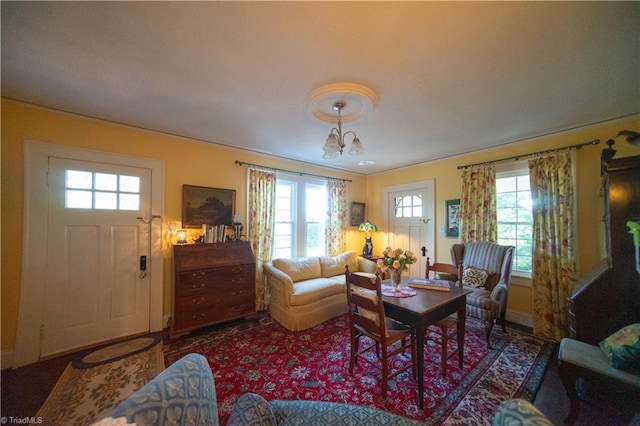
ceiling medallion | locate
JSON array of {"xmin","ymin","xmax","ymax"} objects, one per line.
[{"xmin": 307, "ymin": 83, "xmax": 378, "ymax": 159}]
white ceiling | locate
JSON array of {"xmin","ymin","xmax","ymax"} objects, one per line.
[{"xmin": 2, "ymin": 1, "xmax": 639, "ymax": 174}]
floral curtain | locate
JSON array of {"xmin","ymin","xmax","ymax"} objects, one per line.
[
  {"xmin": 529, "ymin": 152, "xmax": 577, "ymax": 340},
  {"xmin": 248, "ymin": 168, "xmax": 276, "ymax": 311},
  {"xmin": 459, "ymin": 164, "xmax": 497, "ymax": 242},
  {"xmin": 325, "ymin": 179, "xmax": 347, "ymax": 255}
]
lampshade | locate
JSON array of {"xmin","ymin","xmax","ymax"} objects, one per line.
[
  {"xmin": 358, "ymin": 221, "xmax": 378, "ymax": 234},
  {"xmin": 176, "ymin": 229, "xmax": 188, "ymax": 244},
  {"xmin": 349, "ymin": 137, "xmax": 364, "ymax": 155}
]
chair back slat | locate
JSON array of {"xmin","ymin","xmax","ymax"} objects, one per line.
[
  {"xmin": 425, "ymin": 257, "xmax": 463, "ymax": 288},
  {"xmin": 345, "ymin": 268, "xmax": 386, "ymax": 337}
]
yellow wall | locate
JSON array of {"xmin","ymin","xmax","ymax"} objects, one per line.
[
  {"xmin": 365, "ymin": 114, "xmax": 639, "ymax": 318},
  {"xmin": 0, "ymin": 99, "xmax": 366, "ymax": 352},
  {"xmin": 2, "ymin": 98, "xmax": 638, "ymax": 355}
]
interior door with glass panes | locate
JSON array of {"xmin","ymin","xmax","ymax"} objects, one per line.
[
  {"xmin": 42, "ymin": 157, "xmax": 151, "ymax": 357},
  {"xmin": 387, "ymin": 185, "xmax": 434, "ymax": 278}
]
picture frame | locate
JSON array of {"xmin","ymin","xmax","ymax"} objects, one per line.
[
  {"xmin": 350, "ymin": 202, "xmax": 365, "ymax": 226},
  {"xmin": 445, "ymin": 199, "xmax": 461, "ymax": 238},
  {"xmin": 182, "ymin": 185, "xmax": 236, "ymax": 228}
]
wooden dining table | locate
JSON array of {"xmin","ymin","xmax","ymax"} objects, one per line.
[{"xmin": 382, "ymin": 278, "xmax": 471, "ymax": 409}]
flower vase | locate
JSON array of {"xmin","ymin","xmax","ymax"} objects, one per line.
[{"xmin": 390, "ymin": 269, "xmax": 403, "ymax": 292}]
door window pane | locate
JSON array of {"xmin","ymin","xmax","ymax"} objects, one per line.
[
  {"xmin": 65, "ymin": 170, "xmax": 141, "ymax": 211},
  {"xmin": 66, "ymin": 190, "xmax": 92, "ymax": 208},
  {"xmin": 66, "ymin": 170, "xmax": 92, "ymax": 189},
  {"xmin": 95, "ymin": 173, "xmax": 117, "ymax": 191},
  {"xmin": 394, "ymin": 194, "xmax": 423, "ymax": 218}
]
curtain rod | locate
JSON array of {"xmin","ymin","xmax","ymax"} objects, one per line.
[
  {"xmin": 457, "ymin": 139, "xmax": 600, "ymax": 170},
  {"xmin": 234, "ymin": 160, "xmax": 352, "ymax": 183}
]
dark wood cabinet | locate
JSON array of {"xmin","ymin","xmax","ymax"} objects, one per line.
[
  {"xmin": 568, "ymin": 153, "xmax": 640, "ymax": 344},
  {"xmin": 170, "ymin": 242, "xmax": 256, "ymax": 339}
]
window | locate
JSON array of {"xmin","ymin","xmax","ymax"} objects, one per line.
[
  {"xmin": 394, "ymin": 194, "xmax": 423, "ymax": 218},
  {"xmin": 273, "ymin": 174, "xmax": 327, "ymax": 258},
  {"xmin": 65, "ymin": 169, "xmax": 140, "ymax": 210},
  {"xmin": 496, "ymin": 170, "xmax": 533, "ymax": 275}
]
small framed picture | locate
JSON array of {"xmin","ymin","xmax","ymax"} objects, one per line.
[
  {"xmin": 350, "ymin": 202, "xmax": 365, "ymax": 226},
  {"xmin": 445, "ymin": 199, "xmax": 461, "ymax": 238},
  {"xmin": 182, "ymin": 185, "xmax": 236, "ymax": 228}
]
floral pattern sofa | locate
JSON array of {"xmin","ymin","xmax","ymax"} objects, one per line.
[{"xmin": 263, "ymin": 250, "xmax": 377, "ymax": 331}]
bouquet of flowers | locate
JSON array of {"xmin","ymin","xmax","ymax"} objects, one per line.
[{"xmin": 376, "ymin": 246, "xmax": 417, "ymax": 273}]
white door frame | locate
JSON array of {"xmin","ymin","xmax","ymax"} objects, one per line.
[
  {"xmin": 13, "ymin": 141, "xmax": 165, "ymax": 368},
  {"xmin": 383, "ymin": 180, "xmax": 435, "ymax": 270}
]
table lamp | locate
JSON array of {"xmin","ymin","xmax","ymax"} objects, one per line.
[{"xmin": 358, "ymin": 221, "xmax": 378, "ymax": 259}]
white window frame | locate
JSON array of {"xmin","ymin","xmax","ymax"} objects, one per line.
[
  {"xmin": 274, "ymin": 173, "xmax": 327, "ymax": 258},
  {"xmin": 496, "ymin": 161, "xmax": 533, "ymax": 279}
]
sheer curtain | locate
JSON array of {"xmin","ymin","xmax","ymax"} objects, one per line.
[
  {"xmin": 529, "ymin": 152, "xmax": 577, "ymax": 340},
  {"xmin": 325, "ymin": 179, "xmax": 347, "ymax": 255},
  {"xmin": 460, "ymin": 164, "xmax": 497, "ymax": 242},
  {"xmin": 248, "ymin": 168, "xmax": 276, "ymax": 311}
]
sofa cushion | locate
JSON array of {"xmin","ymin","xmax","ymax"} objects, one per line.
[
  {"xmin": 289, "ymin": 278, "xmax": 345, "ymax": 306},
  {"xmin": 227, "ymin": 393, "xmax": 276, "ymax": 426},
  {"xmin": 600, "ymin": 323, "xmax": 640, "ymax": 370},
  {"xmin": 272, "ymin": 257, "xmax": 321, "ymax": 283},
  {"xmin": 270, "ymin": 400, "xmax": 424, "ymax": 425},
  {"xmin": 319, "ymin": 250, "xmax": 359, "ymax": 278}
]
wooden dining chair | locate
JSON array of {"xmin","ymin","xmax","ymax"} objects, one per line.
[
  {"xmin": 345, "ymin": 266, "xmax": 416, "ymax": 398},
  {"xmin": 425, "ymin": 257, "xmax": 464, "ymax": 378}
]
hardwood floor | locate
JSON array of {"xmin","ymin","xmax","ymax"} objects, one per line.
[{"xmin": 1, "ymin": 323, "xmax": 638, "ymax": 424}]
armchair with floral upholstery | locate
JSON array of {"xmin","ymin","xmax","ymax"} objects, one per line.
[{"xmin": 450, "ymin": 241, "xmax": 514, "ymax": 347}]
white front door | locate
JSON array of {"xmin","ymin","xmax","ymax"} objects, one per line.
[
  {"xmin": 385, "ymin": 181, "xmax": 435, "ymax": 278},
  {"xmin": 41, "ymin": 157, "xmax": 151, "ymax": 357}
]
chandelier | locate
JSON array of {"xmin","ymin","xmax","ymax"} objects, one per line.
[
  {"xmin": 306, "ymin": 83, "xmax": 377, "ymax": 160},
  {"xmin": 322, "ymin": 102, "xmax": 364, "ymax": 159}
]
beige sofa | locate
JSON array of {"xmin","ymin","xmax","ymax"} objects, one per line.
[{"xmin": 264, "ymin": 250, "xmax": 377, "ymax": 331}]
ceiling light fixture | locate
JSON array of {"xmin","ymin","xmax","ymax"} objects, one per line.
[
  {"xmin": 306, "ymin": 83, "xmax": 377, "ymax": 160},
  {"xmin": 322, "ymin": 102, "xmax": 364, "ymax": 159}
]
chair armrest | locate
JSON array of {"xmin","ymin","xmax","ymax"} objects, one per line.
[
  {"xmin": 492, "ymin": 399, "xmax": 553, "ymax": 426},
  {"xmin": 490, "ymin": 282, "xmax": 508, "ymax": 309},
  {"xmin": 264, "ymin": 262, "xmax": 295, "ymax": 306},
  {"xmin": 358, "ymin": 257, "xmax": 378, "ymax": 274}
]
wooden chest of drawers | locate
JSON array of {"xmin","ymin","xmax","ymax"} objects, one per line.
[{"xmin": 170, "ymin": 242, "xmax": 256, "ymax": 339}]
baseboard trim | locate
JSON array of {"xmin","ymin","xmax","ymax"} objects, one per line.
[
  {"xmin": 2, "ymin": 348, "xmax": 15, "ymax": 370},
  {"xmin": 506, "ymin": 309, "xmax": 533, "ymax": 328}
]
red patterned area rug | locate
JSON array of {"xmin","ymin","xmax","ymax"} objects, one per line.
[{"xmin": 164, "ymin": 314, "xmax": 555, "ymax": 425}]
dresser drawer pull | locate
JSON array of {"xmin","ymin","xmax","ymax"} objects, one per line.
[
  {"xmin": 191, "ymin": 271, "xmax": 206, "ymax": 279},
  {"xmin": 192, "ymin": 297, "xmax": 206, "ymax": 305},
  {"xmin": 192, "ymin": 313, "xmax": 206, "ymax": 320},
  {"xmin": 192, "ymin": 283, "xmax": 206, "ymax": 289}
]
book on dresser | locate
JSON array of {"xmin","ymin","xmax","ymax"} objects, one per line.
[
  {"xmin": 407, "ymin": 278, "xmax": 452, "ymax": 291},
  {"xmin": 171, "ymin": 241, "xmax": 256, "ymax": 340}
]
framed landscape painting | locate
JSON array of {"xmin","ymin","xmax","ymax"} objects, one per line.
[
  {"xmin": 182, "ymin": 185, "xmax": 235, "ymax": 228},
  {"xmin": 446, "ymin": 199, "xmax": 460, "ymax": 238}
]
